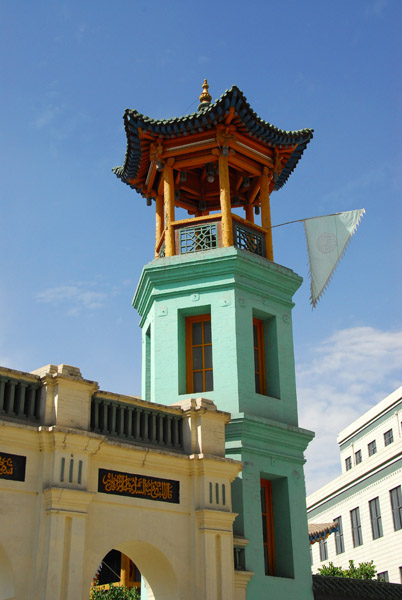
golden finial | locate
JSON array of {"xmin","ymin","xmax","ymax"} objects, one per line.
[{"xmin": 199, "ymin": 78, "xmax": 212, "ymax": 105}]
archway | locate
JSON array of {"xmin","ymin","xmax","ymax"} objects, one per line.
[
  {"xmin": 89, "ymin": 541, "xmax": 179, "ymax": 600},
  {"xmin": 0, "ymin": 545, "xmax": 15, "ymax": 600}
]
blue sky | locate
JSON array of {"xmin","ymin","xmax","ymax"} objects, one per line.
[{"xmin": 1, "ymin": 0, "xmax": 401, "ymax": 494}]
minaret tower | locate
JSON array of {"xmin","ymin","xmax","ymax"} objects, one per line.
[{"xmin": 114, "ymin": 81, "xmax": 315, "ymax": 600}]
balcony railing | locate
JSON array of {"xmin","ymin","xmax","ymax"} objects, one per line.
[
  {"xmin": 90, "ymin": 395, "xmax": 184, "ymax": 451},
  {"xmin": 157, "ymin": 213, "xmax": 267, "ymax": 259},
  {"xmin": 0, "ymin": 375, "xmax": 41, "ymax": 423}
]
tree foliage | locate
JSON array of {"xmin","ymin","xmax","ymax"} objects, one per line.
[
  {"xmin": 90, "ymin": 585, "xmax": 140, "ymax": 600},
  {"xmin": 317, "ymin": 560, "xmax": 377, "ymax": 580}
]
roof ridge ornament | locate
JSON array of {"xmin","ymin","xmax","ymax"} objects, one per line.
[{"xmin": 198, "ymin": 78, "xmax": 212, "ymax": 111}]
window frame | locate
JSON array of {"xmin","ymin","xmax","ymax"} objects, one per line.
[
  {"xmin": 319, "ymin": 538, "xmax": 328, "ymax": 562},
  {"xmin": 368, "ymin": 440, "xmax": 377, "ymax": 457},
  {"xmin": 185, "ymin": 314, "xmax": 213, "ymax": 394},
  {"xmin": 350, "ymin": 507, "xmax": 363, "ymax": 547},
  {"xmin": 253, "ymin": 318, "xmax": 266, "ymax": 395},
  {"xmin": 334, "ymin": 516, "xmax": 344, "ymax": 555},
  {"xmin": 384, "ymin": 429, "xmax": 394, "ymax": 446},
  {"xmin": 369, "ymin": 497, "xmax": 383, "ymax": 540},
  {"xmin": 260, "ymin": 479, "xmax": 275, "ymax": 576},
  {"xmin": 355, "ymin": 449, "xmax": 362, "ymax": 465},
  {"xmin": 390, "ymin": 485, "xmax": 402, "ymax": 531},
  {"xmin": 345, "ymin": 456, "xmax": 352, "ymax": 471}
]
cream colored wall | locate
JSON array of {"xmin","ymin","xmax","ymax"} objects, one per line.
[{"xmin": 0, "ymin": 365, "xmax": 245, "ymax": 600}]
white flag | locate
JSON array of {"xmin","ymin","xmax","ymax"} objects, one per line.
[{"xmin": 303, "ymin": 209, "xmax": 365, "ymax": 308}]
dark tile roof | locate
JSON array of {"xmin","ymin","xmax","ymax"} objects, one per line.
[
  {"xmin": 113, "ymin": 85, "xmax": 313, "ymax": 193},
  {"xmin": 313, "ymin": 575, "xmax": 402, "ymax": 599}
]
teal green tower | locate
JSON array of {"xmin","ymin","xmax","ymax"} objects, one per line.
[{"xmin": 114, "ymin": 81, "xmax": 315, "ymax": 599}]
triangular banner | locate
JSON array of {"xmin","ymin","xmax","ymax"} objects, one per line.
[{"xmin": 303, "ymin": 209, "xmax": 365, "ymax": 308}]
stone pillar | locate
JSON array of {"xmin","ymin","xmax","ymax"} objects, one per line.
[
  {"xmin": 39, "ymin": 488, "xmax": 94, "ymax": 600},
  {"xmin": 196, "ymin": 510, "xmax": 237, "ymax": 600},
  {"xmin": 31, "ymin": 364, "xmax": 98, "ymax": 429}
]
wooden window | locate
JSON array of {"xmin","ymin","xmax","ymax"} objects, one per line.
[
  {"xmin": 186, "ymin": 314, "xmax": 213, "ymax": 393},
  {"xmin": 334, "ymin": 516, "xmax": 344, "ymax": 554},
  {"xmin": 260, "ymin": 479, "xmax": 275, "ymax": 576},
  {"xmin": 390, "ymin": 485, "xmax": 402, "ymax": 531},
  {"xmin": 350, "ymin": 507, "xmax": 363, "ymax": 547},
  {"xmin": 253, "ymin": 319, "xmax": 266, "ymax": 394},
  {"xmin": 319, "ymin": 538, "xmax": 328, "ymax": 561},
  {"xmin": 384, "ymin": 429, "xmax": 394, "ymax": 446},
  {"xmin": 369, "ymin": 497, "xmax": 383, "ymax": 540}
]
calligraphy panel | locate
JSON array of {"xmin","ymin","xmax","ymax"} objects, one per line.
[
  {"xmin": 98, "ymin": 468, "xmax": 180, "ymax": 504},
  {"xmin": 0, "ymin": 452, "xmax": 26, "ymax": 482}
]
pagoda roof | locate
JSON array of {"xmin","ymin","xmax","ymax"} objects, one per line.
[{"xmin": 113, "ymin": 85, "xmax": 313, "ymax": 194}]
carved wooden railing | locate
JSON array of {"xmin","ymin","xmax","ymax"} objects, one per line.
[{"xmin": 156, "ymin": 213, "xmax": 267, "ymax": 259}]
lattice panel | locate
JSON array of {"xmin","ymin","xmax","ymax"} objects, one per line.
[
  {"xmin": 235, "ymin": 225, "xmax": 264, "ymax": 256},
  {"xmin": 179, "ymin": 224, "xmax": 218, "ymax": 254}
]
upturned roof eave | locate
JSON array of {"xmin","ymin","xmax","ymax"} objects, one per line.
[{"xmin": 112, "ymin": 85, "xmax": 313, "ymax": 192}]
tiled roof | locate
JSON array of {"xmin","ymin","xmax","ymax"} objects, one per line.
[
  {"xmin": 309, "ymin": 522, "xmax": 338, "ymax": 544},
  {"xmin": 313, "ymin": 575, "xmax": 402, "ymax": 599},
  {"xmin": 113, "ymin": 85, "xmax": 313, "ymax": 193}
]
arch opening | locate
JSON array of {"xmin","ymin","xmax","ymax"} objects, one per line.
[{"xmin": 89, "ymin": 541, "xmax": 179, "ymax": 600}]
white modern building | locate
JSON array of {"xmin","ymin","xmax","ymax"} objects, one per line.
[{"xmin": 307, "ymin": 386, "xmax": 402, "ymax": 584}]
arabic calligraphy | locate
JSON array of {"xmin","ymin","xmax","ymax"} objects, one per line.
[
  {"xmin": 0, "ymin": 456, "xmax": 13, "ymax": 476},
  {"xmin": 98, "ymin": 469, "xmax": 179, "ymax": 504}
]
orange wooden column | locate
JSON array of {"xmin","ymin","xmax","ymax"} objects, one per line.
[
  {"xmin": 218, "ymin": 151, "xmax": 233, "ymax": 247},
  {"xmin": 245, "ymin": 203, "xmax": 254, "ymax": 223},
  {"xmin": 163, "ymin": 159, "xmax": 175, "ymax": 257},
  {"xmin": 120, "ymin": 553, "xmax": 130, "ymax": 587},
  {"xmin": 260, "ymin": 167, "xmax": 273, "ymax": 261},
  {"xmin": 155, "ymin": 194, "xmax": 164, "ymax": 257}
]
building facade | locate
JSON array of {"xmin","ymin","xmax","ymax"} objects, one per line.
[
  {"xmin": 0, "ymin": 363, "xmax": 242, "ymax": 600},
  {"xmin": 307, "ymin": 386, "xmax": 402, "ymax": 584}
]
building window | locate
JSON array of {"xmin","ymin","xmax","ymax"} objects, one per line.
[
  {"xmin": 390, "ymin": 485, "xmax": 402, "ymax": 531},
  {"xmin": 369, "ymin": 497, "xmax": 383, "ymax": 540},
  {"xmin": 350, "ymin": 507, "xmax": 363, "ymax": 547},
  {"xmin": 253, "ymin": 319, "xmax": 266, "ymax": 394},
  {"xmin": 355, "ymin": 450, "xmax": 362, "ymax": 465},
  {"xmin": 345, "ymin": 457, "xmax": 352, "ymax": 471},
  {"xmin": 384, "ymin": 429, "xmax": 394, "ymax": 446},
  {"xmin": 334, "ymin": 516, "xmax": 344, "ymax": 555},
  {"xmin": 399, "ymin": 566, "xmax": 402, "ymax": 584},
  {"xmin": 186, "ymin": 315, "xmax": 213, "ymax": 393},
  {"xmin": 368, "ymin": 440, "xmax": 377, "ymax": 456},
  {"xmin": 260, "ymin": 479, "xmax": 275, "ymax": 576},
  {"xmin": 377, "ymin": 571, "xmax": 389, "ymax": 582},
  {"xmin": 319, "ymin": 538, "xmax": 328, "ymax": 562}
]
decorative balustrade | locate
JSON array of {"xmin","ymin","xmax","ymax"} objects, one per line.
[
  {"xmin": 179, "ymin": 222, "xmax": 219, "ymax": 254},
  {"xmin": 0, "ymin": 375, "xmax": 41, "ymax": 422},
  {"xmin": 233, "ymin": 220, "xmax": 265, "ymax": 257},
  {"xmin": 90, "ymin": 395, "xmax": 184, "ymax": 451},
  {"xmin": 157, "ymin": 213, "xmax": 267, "ymax": 259}
]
